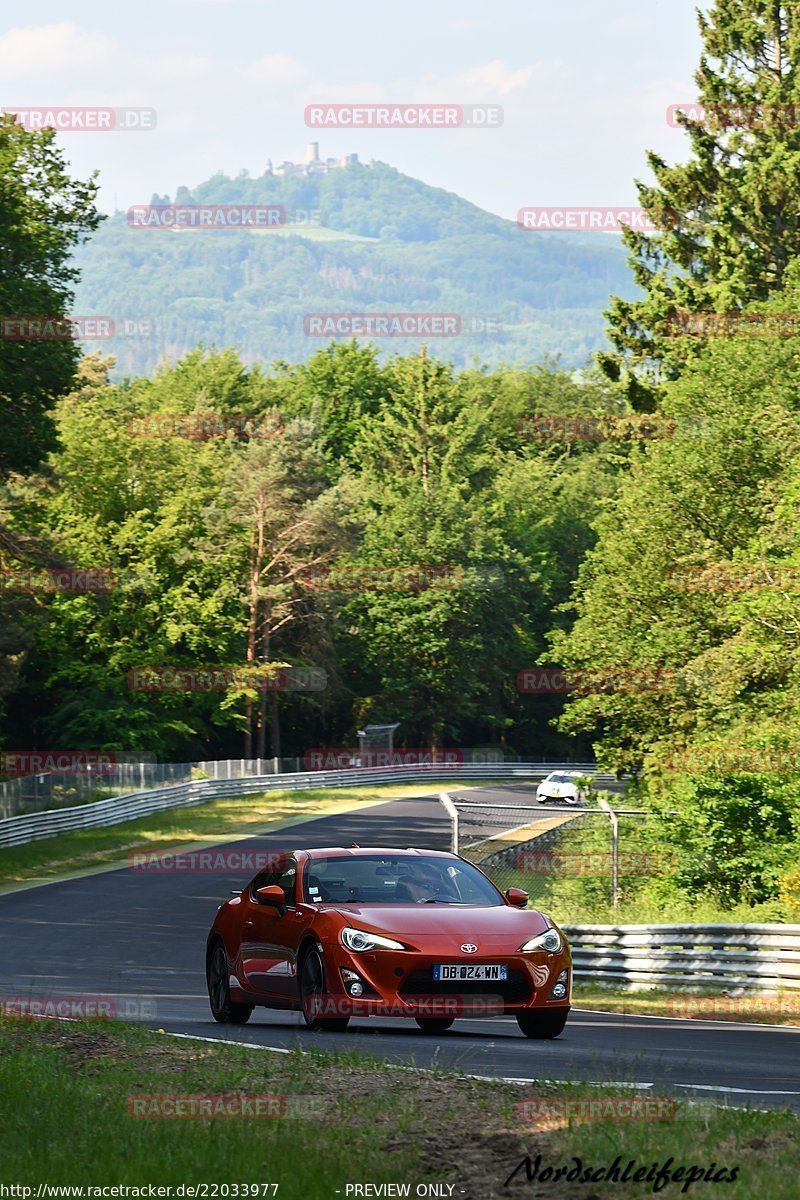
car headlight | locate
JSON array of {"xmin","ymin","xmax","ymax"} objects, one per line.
[
  {"xmin": 342, "ymin": 927, "xmax": 406, "ymax": 952},
  {"xmin": 519, "ymin": 928, "xmax": 563, "ymax": 954}
]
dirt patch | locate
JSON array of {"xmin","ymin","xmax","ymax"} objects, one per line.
[
  {"xmin": 1, "ymin": 1019, "xmax": 202, "ymax": 1073},
  {"xmin": 385, "ymin": 1129, "xmax": 603, "ymax": 1200}
]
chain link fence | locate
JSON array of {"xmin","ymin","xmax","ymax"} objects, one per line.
[
  {"xmin": 0, "ymin": 752, "xmax": 600, "ymax": 818},
  {"xmin": 446, "ymin": 794, "xmax": 669, "ymax": 914}
]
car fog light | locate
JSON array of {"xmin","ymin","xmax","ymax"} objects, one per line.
[
  {"xmin": 550, "ymin": 982, "xmax": 567, "ymax": 1000},
  {"xmin": 349, "ymin": 981, "xmax": 364, "ymax": 997},
  {"xmin": 556, "ymin": 969, "xmax": 568, "ymax": 983}
]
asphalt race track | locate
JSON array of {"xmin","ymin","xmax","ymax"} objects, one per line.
[{"xmin": 2, "ymin": 786, "xmax": 799, "ymax": 1110}]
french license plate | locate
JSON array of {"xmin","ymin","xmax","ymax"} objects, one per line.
[{"xmin": 432, "ymin": 964, "xmax": 508, "ymax": 981}]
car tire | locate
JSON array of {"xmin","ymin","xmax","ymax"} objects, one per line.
[
  {"xmin": 414, "ymin": 1017, "xmax": 455, "ymax": 1034},
  {"xmin": 207, "ymin": 941, "xmax": 254, "ymax": 1025},
  {"xmin": 300, "ymin": 948, "xmax": 350, "ymax": 1032},
  {"xmin": 516, "ymin": 1008, "xmax": 569, "ymax": 1039}
]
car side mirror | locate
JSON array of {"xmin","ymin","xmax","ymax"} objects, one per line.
[
  {"xmin": 506, "ymin": 887, "xmax": 529, "ymax": 908},
  {"xmin": 256, "ymin": 885, "xmax": 287, "ymax": 915}
]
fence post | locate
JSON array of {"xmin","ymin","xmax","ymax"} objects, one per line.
[
  {"xmin": 439, "ymin": 791, "xmax": 460, "ymax": 854},
  {"xmin": 598, "ymin": 794, "xmax": 619, "ymax": 909}
]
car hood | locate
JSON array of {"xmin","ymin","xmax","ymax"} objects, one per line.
[{"xmin": 321, "ymin": 903, "xmax": 554, "ymax": 946}]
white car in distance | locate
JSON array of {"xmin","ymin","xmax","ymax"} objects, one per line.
[{"xmin": 536, "ymin": 771, "xmax": 587, "ymax": 806}]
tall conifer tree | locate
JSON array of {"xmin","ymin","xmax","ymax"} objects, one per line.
[{"xmin": 600, "ymin": 1, "xmax": 800, "ymax": 409}]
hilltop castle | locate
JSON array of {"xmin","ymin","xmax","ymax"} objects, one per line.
[{"xmin": 266, "ymin": 143, "xmax": 374, "ymax": 177}]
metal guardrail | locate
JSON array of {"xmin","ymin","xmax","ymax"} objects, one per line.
[
  {"xmin": 563, "ymin": 924, "xmax": 800, "ymax": 993},
  {"xmin": 0, "ymin": 762, "xmax": 607, "ymax": 849}
]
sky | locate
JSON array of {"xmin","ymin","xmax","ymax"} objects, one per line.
[{"xmin": 0, "ymin": 0, "xmax": 706, "ymax": 221}]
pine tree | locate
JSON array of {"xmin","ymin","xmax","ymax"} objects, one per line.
[{"xmin": 600, "ymin": 0, "xmax": 800, "ymax": 409}]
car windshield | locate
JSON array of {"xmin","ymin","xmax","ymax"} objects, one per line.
[
  {"xmin": 303, "ymin": 854, "xmax": 504, "ymax": 906},
  {"xmin": 550, "ymin": 773, "xmax": 577, "ymax": 784}
]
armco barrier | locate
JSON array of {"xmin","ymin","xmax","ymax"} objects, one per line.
[
  {"xmin": 0, "ymin": 762, "xmax": 606, "ymax": 849},
  {"xmin": 563, "ymin": 924, "xmax": 800, "ymax": 993}
]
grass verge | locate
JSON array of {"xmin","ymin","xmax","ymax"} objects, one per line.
[
  {"xmin": 573, "ymin": 984, "xmax": 800, "ymax": 1026},
  {"xmin": 0, "ymin": 782, "xmax": 446, "ymax": 890},
  {"xmin": 1, "ymin": 1017, "xmax": 798, "ymax": 1199}
]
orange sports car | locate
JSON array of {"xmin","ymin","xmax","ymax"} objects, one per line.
[{"xmin": 206, "ymin": 846, "xmax": 571, "ymax": 1038}]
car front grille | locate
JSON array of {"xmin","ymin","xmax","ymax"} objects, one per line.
[{"xmin": 399, "ymin": 968, "xmax": 532, "ymax": 1004}]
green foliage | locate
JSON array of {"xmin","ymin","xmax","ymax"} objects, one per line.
[
  {"xmin": 0, "ymin": 114, "xmax": 101, "ymax": 474},
  {"xmin": 0, "ymin": 346, "xmax": 629, "ymax": 760},
  {"xmin": 552, "ymin": 307, "xmax": 800, "ymax": 774},
  {"xmin": 601, "ymin": 1, "xmax": 800, "ymax": 407},
  {"xmin": 651, "ymin": 773, "xmax": 799, "ymax": 906},
  {"xmin": 72, "ymin": 162, "xmax": 635, "ymax": 378}
]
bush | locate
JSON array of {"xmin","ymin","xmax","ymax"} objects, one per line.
[{"xmin": 651, "ymin": 773, "xmax": 800, "ymax": 907}]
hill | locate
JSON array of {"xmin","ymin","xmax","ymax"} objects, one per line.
[{"xmin": 72, "ymin": 159, "xmax": 637, "ymax": 376}]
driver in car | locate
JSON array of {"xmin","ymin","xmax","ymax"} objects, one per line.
[{"xmin": 396, "ymin": 860, "xmax": 454, "ymax": 903}]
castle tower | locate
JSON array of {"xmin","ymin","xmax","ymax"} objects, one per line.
[{"xmin": 306, "ymin": 142, "xmax": 320, "ymax": 164}]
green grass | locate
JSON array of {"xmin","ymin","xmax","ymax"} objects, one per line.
[
  {"xmin": 1, "ymin": 1018, "xmax": 798, "ymax": 1198},
  {"xmin": 0, "ymin": 782, "xmax": 444, "ymax": 890},
  {"xmin": 0, "ymin": 1019, "xmax": 427, "ymax": 1189},
  {"xmin": 494, "ymin": 860, "xmax": 799, "ymax": 924},
  {"xmin": 549, "ymin": 1093, "xmax": 798, "ymax": 1199},
  {"xmin": 573, "ymin": 983, "xmax": 800, "ymax": 1026}
]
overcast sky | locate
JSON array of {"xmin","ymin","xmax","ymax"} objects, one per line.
[{"xmin": 1, "ymin": 1, "xmax": 706, "ymax": 220}]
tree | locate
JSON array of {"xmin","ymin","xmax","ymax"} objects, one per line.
[
  {"xmin": 599, "ymin": 1, "xmax": 800, "ymax": 409},
  {"xmin": 285, "ymin": 342, "xmax": 391, "ymax": 470},
  {"xmin": 553, "ymin": 304, "xmax": 800, "ymax": 772},
  {"xmin": 0, "ymin": 114, "xmax": 102, "ymax": 474},
  {"xmin": 334, "ymin": 351, "xmax": 515, "ymax": 745},
  {"xmin": 201, "ymin": 425, "xmax": 353, "ymax": 757}
]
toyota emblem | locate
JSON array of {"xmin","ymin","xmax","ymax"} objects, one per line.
[{"xmin": 461, "ymin": 943, "xmax": 478, "ymax": 953}]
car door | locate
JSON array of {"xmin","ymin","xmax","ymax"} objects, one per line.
[{"xmin": 240, "ymin": 857, "xmax": 302, "ymax": 999}]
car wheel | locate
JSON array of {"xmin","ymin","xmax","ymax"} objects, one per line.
[
  {"xmin": 516, "ymin": 1008, "xmax": 569, "ymax": 1039},
  {"xmin": 414, "ymin": 1017, "xmax": 455, "ymax": 1034},
  {"xmin": 300, "ymin": 948, "xmax": 350, "ymax": 1032},
  {"xmin": 207, "ymin": 941, "xmax": 254, "ymax": 1025}
]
